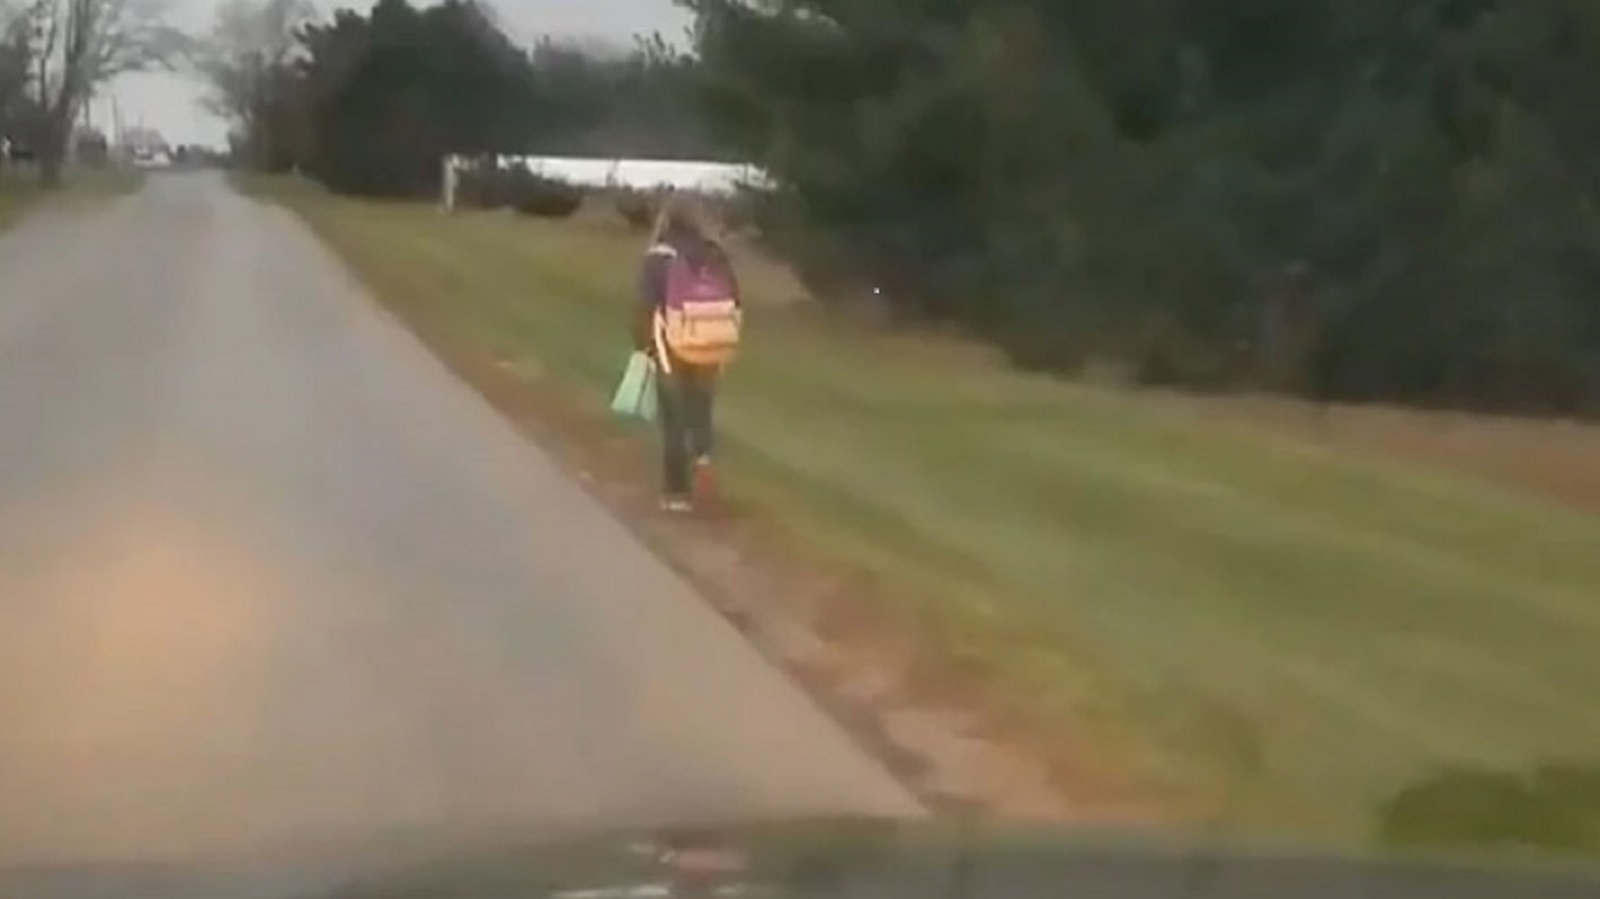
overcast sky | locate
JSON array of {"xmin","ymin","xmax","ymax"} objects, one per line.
[{"xmin": 95, "ymin": 0, "xmax": 690, "ymax": 147}]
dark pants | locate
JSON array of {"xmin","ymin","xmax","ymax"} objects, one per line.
[{"xmin": 656, "ymin": 365, "xmax": 716, "ymax": 497}]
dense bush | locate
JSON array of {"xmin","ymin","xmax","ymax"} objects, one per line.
[
  {"xmin": 452, "ymin": 162, "xmax": 585, "ymax": 218},
  {"xmin": 453, "ymin": 161, "xmax": 519, "ymax": 209},
  {"xmin": 513, "ymin": 176, "xmax": 585, "ymax": 218},
  {"xmin": 687, "ymin": 0, "xmax": 1600, "ymax": 414},
  {"xmin": 612, "ymin": 189, "xmax": 657, "ymax": 230}
]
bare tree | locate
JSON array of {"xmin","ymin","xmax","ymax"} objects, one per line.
[
  {"xmin": 194, "ymin": 0, "xmax": 311, "ymax": 168},
  {"xmin": 26, "ymin": 0, "xmax": 184, "ymax": 184},
  {"xmin": 0, "ymin": 6, "xmax": 37, "ymax": 153}
]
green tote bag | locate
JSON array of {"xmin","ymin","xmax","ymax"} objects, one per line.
[{"xmin": 609, "ymin": 351, "xmax": 658, "ymax": 422}]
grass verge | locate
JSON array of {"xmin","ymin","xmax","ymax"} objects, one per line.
[
  {"xmin": 251, "ymin": 176, "xmax": 1600, "ymax": 857},
  {"xmin": 0, "ymin": 176, "xmax": 47, "ymax": 229},
  {"xmin": 0, "ymin": 165, "xmax": 145, "ymax": 229}
]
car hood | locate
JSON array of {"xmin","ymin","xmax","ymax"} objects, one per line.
[{"xmin": 3, "ymin": 818, "xmax": 1597, "ymax": 899}]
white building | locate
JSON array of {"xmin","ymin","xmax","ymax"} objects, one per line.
[{"xmin": 442, "ymin": 154, "xmax": 772, "ymax": 209}]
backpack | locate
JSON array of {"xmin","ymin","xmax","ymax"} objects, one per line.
[{"xmin": 659, "ymin": 247, "xmax": 742, "ymax": 367}]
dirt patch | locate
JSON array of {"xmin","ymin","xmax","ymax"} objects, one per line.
[{"xmin": 384, "ymin": 315, "xmax": 1168, "ymax": 827}]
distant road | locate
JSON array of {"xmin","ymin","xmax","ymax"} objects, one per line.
[{"xmin": 0, "ymin": 174, "xmax": 914, "ymax": 873}]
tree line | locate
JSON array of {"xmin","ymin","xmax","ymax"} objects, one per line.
[
  {"xmin": 216, "ymin": 0, "xmax": 1600, "ymax": 414},
  {"xmin": 0, "ymin": 0, "xmax": 184, "ymax": 183},
  {"xmin": 684, "ymin": 0, "xmax": 1600, "ymax": 412},
  {"xmin": 196, "ymin": 0, "xmax": 715, "ymax": 195}
]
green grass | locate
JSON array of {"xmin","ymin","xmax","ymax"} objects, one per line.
[
  {"xmin": 0, "ymin": 177, "xmax": 46, "ymax": 228},
  {"xmin": 61, "ymin": 165, "xmax": 146, "ymax": 196},
  {"xmin": 0, "ymin": 165, "xmax": 144, "ymax": 228},
  {"xmin": 260, "ymin": 179, "xmax": 1600, "ymax": 853}
]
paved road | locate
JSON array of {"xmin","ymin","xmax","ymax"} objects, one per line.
[{"xmin": 0, "ymin": 175, "xmax": 914, "ymax": 884}]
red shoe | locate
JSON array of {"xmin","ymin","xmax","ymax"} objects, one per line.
[{"xmin": 692, "ymin": 456, "xmax": 717, "ymax": 505}]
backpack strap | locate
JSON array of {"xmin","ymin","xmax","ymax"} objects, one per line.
[
  {"xmin": 648, "ymin": 244, "xmax": 678, "ymax": 374},
  {"xmin": 652, "ymin": 309, "xmax": 674, "ymax": 375}
]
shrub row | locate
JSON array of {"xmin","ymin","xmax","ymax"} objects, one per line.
[
  {"xmin": 453, "ymin": 162, "xmax": 585, "ymax": 217},
  {"xmin": 451, "ymin": 163, "xmax": 758, "ymax": 242}
]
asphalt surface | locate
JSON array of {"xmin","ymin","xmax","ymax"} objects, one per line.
[{"xmin": 0, "ymin": 174, "xmax": 915, "ymax": 884}]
